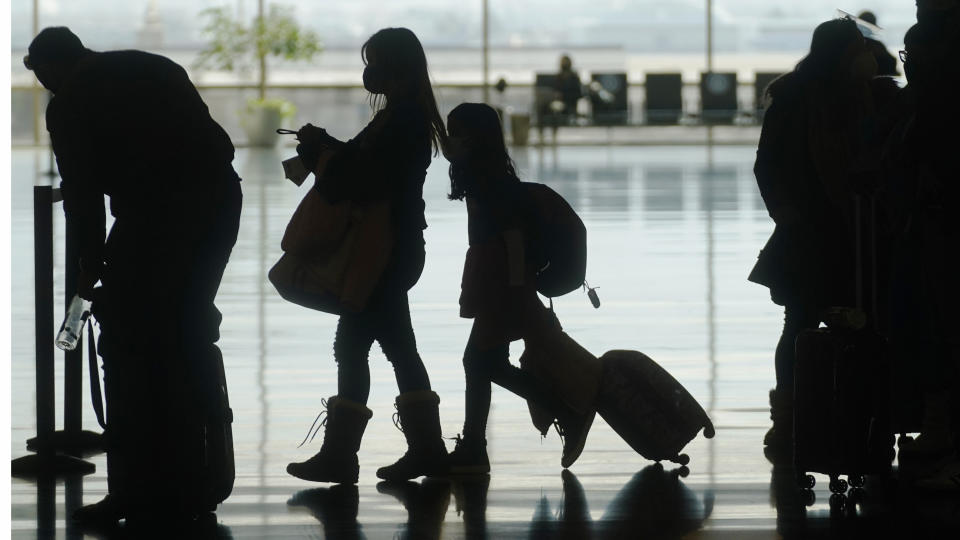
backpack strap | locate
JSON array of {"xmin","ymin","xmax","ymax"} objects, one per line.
[{"xmin": 87, "ymin": 321, "xmax": 106, "ymax": 429}]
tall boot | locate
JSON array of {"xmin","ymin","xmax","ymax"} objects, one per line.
[
  {"xmin": 376, "ymin": 390, "xmax": 449, "ymax": 481},
  {"xmin": 287, "ymin": 396, "xmax": 373, "ymax": 484},
  {"xmin": 763, "ymin": 389, "xmax": 793, "ymax": 450}
]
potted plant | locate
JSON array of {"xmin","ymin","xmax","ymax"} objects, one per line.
[{"xmin": 195, "ymin": 3, "xmax": 321, "ymax": 147}]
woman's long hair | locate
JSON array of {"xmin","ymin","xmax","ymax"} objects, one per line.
[
  {"xmin": 446, "ymin": 102, "xmax": 519, "ymax": 201},
  {"xmin": 765, "ymin": 18, "xmax": 863, "ymax": 104},
  {"xmin": 361, "ymin": 28, "xmax": 446, "ymax": 154}
]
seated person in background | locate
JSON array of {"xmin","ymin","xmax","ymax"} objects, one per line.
[
  {"xmin": 555, "ymin": 54, "xmax": 583, "ymax": 119},
  {"xmin": 539, "ymin": 54, "xmax": 583, "ymax": 142}
]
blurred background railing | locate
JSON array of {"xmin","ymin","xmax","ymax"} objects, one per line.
[{"xmin": 12, "ymin": 77, "xmax": 778, "ymax": 147}]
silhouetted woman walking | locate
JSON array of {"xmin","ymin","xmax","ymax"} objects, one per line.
[
  {"xmin": 443, "ymin": 103, "xmax": 593, "ymax": 474},
  {"xmin": 286, "ymin": 27, "xmax": 448, "ymax": 483},
  {"xmin": 749, "ymin": 18, "xmax": 881, "ymax": 449}
]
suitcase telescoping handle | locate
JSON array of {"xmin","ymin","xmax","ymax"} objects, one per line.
[{"xmin": 853, "ymin": 194, "xmax": 879, "ymax": 325}]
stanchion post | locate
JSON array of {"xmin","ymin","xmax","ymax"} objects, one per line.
[
  {"xmin": 34, "ymin": 186, "xmax": 55, "ymax": 456},
  {"xmin": 12, "ymin": 185, "xmax": 95, "ymax": 478}
]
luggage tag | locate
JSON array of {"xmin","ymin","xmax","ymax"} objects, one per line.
[
  {"xmin": 277, "ymin": 129, "xmax": 311, "ymax": 186},
  {"xmin": 584, "ymin": 280, "xmax": 601, "ymax": 309},
  {"xmin": 281, "ymin": 156, "xmax": 310, "ymax": 186}
]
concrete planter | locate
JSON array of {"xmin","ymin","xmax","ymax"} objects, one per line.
[{"xmin": 240, "ymin": 105, "xmax": 284, "ymax": 147}]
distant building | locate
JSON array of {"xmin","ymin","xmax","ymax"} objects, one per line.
[{"xmin": 136, "ymin": 0, "xmax": 164, "ymax": 51}]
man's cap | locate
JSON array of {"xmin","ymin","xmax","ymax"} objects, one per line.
[
  {"xmin": 24, "ymin": 27, "xmax": 86, "ymax": 70},
  {"xmin": 857, "ymin": 11, "xmax": 877, "ymax": 26}
]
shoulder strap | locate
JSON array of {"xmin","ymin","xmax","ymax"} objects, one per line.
[{"xmin": 87, "ymin": 322, "xmax": 106, "ymax": 429}]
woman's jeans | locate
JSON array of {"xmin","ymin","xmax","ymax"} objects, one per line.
[{"xmin": 334, "ymin": 288, "xmax": 431, "ymax": 404}]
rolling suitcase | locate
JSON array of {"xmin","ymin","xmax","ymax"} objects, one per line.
[
  {"xmin": 88, "ymin": 334, "xmax": 235, "ymax": 514},
  {"xmin": 793, "ymin": 327, "xmax": 893, "ymax": 498},
  {"xmin": 792, "ymin": 195, "xmax": 894, "ymax": 508},
  {"xmin": 193, "ymin": 344, "xmax": 236, "ymax": 512},
  {"xmin": 595, "ymin": 350, "xmax": 715, "ymax": 466}
]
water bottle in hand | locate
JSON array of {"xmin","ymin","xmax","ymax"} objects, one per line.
[{"xmin": 56, "ymin": 294, "xmax": 92, "ymax": 351}]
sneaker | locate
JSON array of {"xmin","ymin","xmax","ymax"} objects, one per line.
[
  {"xmin": 555, "ymin": 410, "xmax": 595, "ymax": 469},
  {"xmin": 448, "ymin": 435, "xmax": 490, "ymax": 475},
  {"xmin": 376, "ymin": 444, "xmax": 449, "ymax": 481}
]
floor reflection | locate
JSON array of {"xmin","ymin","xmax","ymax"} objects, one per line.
[
  {"xmin": 288, "ymin": 484, "xmax": 364, "ymax": 540},
  {"xmin": 285, "ymin": 466, "xmax": 711, "ymax": 540}
]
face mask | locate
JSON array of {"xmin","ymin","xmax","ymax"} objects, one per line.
[
  {"xmin": 363, "ymin": 66, "xmax": 386, "ymax": 94},
  {"xmin": 443, "ymin": 136, "xmax": 470, "ymax": 163}
]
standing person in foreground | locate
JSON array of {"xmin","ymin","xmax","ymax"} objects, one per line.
[
  {"xmin": 443, "ymin": 103, "xmax": 594, "ymax": 474},
  {"xmin": 25, "ymin": 27, "xmax": 242, "ymax": 528},
  {"xmin": 748, "ymin": 17, "xmax": 885, "ymax": 451},
  {"xmin": 286, "ymin": 27, "xmax": 449, "ymax": 484}
]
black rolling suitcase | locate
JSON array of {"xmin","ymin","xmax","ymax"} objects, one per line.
[
  {"xmin": 793, "ymin": 195, "xmax": 894, "ymax": 508},
  {"xmin": 88, "ymin": 333, "xmax": 235, "ymax": 514},
  {"xmin": 191, "ymin": 344, "xmax": 236, "ymax": 512}
]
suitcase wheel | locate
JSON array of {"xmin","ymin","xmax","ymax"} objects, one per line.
[
  {"xmin": 702, "ymin": 422, "xmax": 715, "ymax": 439},
  {"xmin": 801, "ymin": 490, "xmax": 816, "ymax": 507},
  {"xmin": 674, "ymin": 465, "xmax": 690, "ymax": 478},
  {"xmin": 672, "ymin": 454, "xmax": 690, "ymax": 466},
  {"xmin": 798, "ymin": 474, "xmax": 816, "ymax": 490},
  {"xmin": 828, "ymin": 477, "xmax": 848, "ymax": 495},
  {"xmin": 849, "ymin": 474, "xmax": 865, "ymax": 489},
  {"xmin": 847, "ymin": 487, "xmax": 866, "ymax": 505}
]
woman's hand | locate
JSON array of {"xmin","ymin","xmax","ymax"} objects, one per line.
[{"xmin": 295, "ymin": 123, "xmax": 329, "ymax": 172}]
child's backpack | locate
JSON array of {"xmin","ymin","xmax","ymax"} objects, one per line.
[{"xmin": 524, "ymin": 182, "xmax": 590, "ymax": 299}]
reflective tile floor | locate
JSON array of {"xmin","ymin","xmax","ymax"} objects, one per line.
[{"xmin": 10, "ymin": 144, "xmax": 960, "ymax": 538}]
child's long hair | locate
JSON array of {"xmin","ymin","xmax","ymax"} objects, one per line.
[
  {"xmin": 765, "ymin": 17, "xmax": 863, "ymax": 104},
  {"xmin": 446, "ymin": 102, "xmax": 519, "ymax": 201},
  {"xmin": 361, "ymin": 28, "xmax": 446, "ymax": 154}
]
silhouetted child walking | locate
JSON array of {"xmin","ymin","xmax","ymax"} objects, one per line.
[{"xmin": 443, "ymin": 103, "xmax": 594, "ymax": 474}]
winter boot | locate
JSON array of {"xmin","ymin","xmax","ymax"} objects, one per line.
[
  {"xmin": 448, "ymin": 434, "xmax": 491, "ymax": 475},
  {"xmin": 287, "ymin": 396, "xmax": 373, "ymax": 484},
  {"xmin": 763, "ymin": 389, "xmax": 793, "ymax": 450},
  {"xmin": 376, "ymin": 390, "xmax": 450, "ymax": 481}
]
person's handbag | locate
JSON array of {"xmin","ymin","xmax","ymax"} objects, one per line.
[
  {"xmin": 280, "ymin": 186, "xmax": 352, "ymax": 258},
  {"xmin": 269, "ymin": 187, "xmax": 393, "ymax": 314}
]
